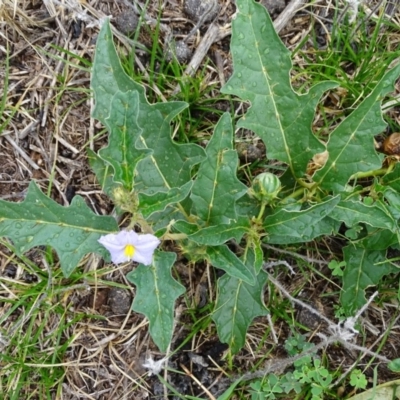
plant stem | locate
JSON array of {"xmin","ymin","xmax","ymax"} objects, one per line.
[
  {"xmin": 350, "ymin": 167, "xmax": 389, "ymax": 181},
  {"xmin": 282, "ymin": 187, "xmax": 305, "ymax": 203},
  {"xmin": 256, "ymin": 201, "xmax": 267, "ymax": 221}
]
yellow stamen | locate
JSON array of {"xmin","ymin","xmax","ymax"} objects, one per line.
[{"xmin": 124, "ymin": 244, "xmax": 135, "ymax": 259}]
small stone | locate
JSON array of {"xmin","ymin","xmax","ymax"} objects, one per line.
[
  {"xmin": 236, "ymin": 142, "xmax": 265, "ymax": 162},
  {"xmin": 297, "ymin": 307, "xmax": 321, "ymax": 329},
  {"xmin": 297, "ymin": 298, "xmax": 325, "ymax": 330},
  {"xmin": 115, "ymin": 10, "xmax": 139, "ymax": 35},
  {"xmin": 166, "ymin": 40, "xmax": 192, "ymax": 63},
  {"xmin": 184, "ymin": 0, "xmax": 219, "ymax": 22},
  {"xmin": 90, "ymin": 289, "xmax": 108, "ymax": 310},
  {"xmin": 108, "ymin": 287, "xmax": 132, "ymax": 314}
]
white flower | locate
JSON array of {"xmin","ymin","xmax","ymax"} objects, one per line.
[{"xmin": 98, "ymin": 230, "xmax": 160, "ymax": 265}]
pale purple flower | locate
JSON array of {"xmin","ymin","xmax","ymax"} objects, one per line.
[{"xmin": 98, "ymin": 230, "xmax": 160, "ymax": 265}]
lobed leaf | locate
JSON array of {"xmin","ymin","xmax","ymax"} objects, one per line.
[
  {"xmin": 330, "ymin": 199, "xmax": 399, "ymax": 233},
  {"xmin": 99, "ymin": 90, "xmax": 151, "ymax": 190},
  {"xmin": 138, "ymin": 181, "xmax": 193, "ymax": 219},
  {"xmin": 171, "ymin": 220, "xmax": 199, "ymax": 236},
  {"xmin": 0, "ymin": 181, "xmax": 118, "ymax": 277},
  {"xmin": 313, "ymin": 64, "xmax": 400, "ymax": 192},
  {"xmin": 236, "ymin": 193, "xmax": 260, "ymax": 218},
  {"xmin": 147, "ymin": 206, "xmax": 189, "ymax": 235},
  {"xmin": 191, "ymin": 113, "xmax": 247, "ymax": 225},
  {"xmin": 212, "ymin": 270, "xmax": 268, "ymax": 354},
  {"xmin": 382, "ymin": 187, "xmax": 400, "ymax": 220},
  {"xmin": 244, "ymin": 238, "xmax": 264, "ymax": 275},
  {"xmin": 264, "ymin": 196, "xmax": 340, "ymax": 244},
  {"xmin": 222, "ymin": 0, "xmax": 337, "ymax": 177},
  {"xmin": 206, "ymin": 245, "xmax": 255, "ymax": 284},
  {"xmin": 92, "ymin": 20, "xmax": 205, "ymax": 193},
  {"xmin": 134, "ymin": 100, "xmax": 205, "ymax": 193},
  {"xmin": 174, "ymin": 217, "xmax": 250, "ymax": 245},
  {"xmin": 87, "ymin": 148, "xmax": 121, "ymax": 200},
  {"xmin": 358, "ymin": 227, "xmax": 397, "ymax": 251},
  {"xmin": 91, "ymin": 19, "xmax": 141, "ymax": 124},
  {"xmin": 341, "ymin": 244, "xmax": 393, "ymax": 314},
  {"xmin": 127, "ymin": 251, "xmax": 185, "ymax": 352}
]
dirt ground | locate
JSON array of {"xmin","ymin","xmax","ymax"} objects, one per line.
[{"xmin": 2, "ymin": 0, "xmax": 400, "ymax": 399}]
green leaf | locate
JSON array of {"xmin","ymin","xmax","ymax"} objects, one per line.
[
  {"xmin": 87, "ymin": 148, "xmax": 121, "ymax": 199},
  {"xmin": 92, "ymin": 19, "xmax": 205, "ymax": 193},
  {"xmin": 189, "ymin": 219, "xmax": 250, "ymax": 245},
  {"xmin": 281, "ymin": 372, "xmax": 303, "ymax": 394},
  {"xmin": 0, "ymin": 181, "xmax": 118, "ymax": 277},
  {"xmin": 244, "ymin": 238, "xmax": 264, "ymax": 274},
  {"xmin": 345, "ymin": 224, "xmax": 363, "ymax": 240},
  {"xmin": 126, "ymin": 251, "xmax": 185, "ymax": 352},
  {"xmin": 134, "ymin": 100, "xmax": 205, "ymax": 193},
  {"xmin": 147, "ymin": 206, "xmax": 188, "ymax": 234},
  {"xmin": 381, "ymin": 187, "xmax": 400, "ymax": 221},
  {"xmin": 99, "ymin": 90, "xmax": 151, "ymax": 190},
  {"xmin": 138, "ymin": 181, "xmax": 193, "ymax": 219},
  {"xmin": 236, "ymin": 193, "xmax": 260, "ymax": 218},
  {"xmin": 313, "ymin": 64, "xmax": 400, "ymax": 192},
  {"xmin": 212, "ymin": 270, "xmax": 268, "ymax": 354},
  {"xmin": 330, "ymin": 199, "xmax": 399, "ymax": 232},
  {"xmin": 171, "ymin": 220, "xmax": 199, "ymax": 236},
  {"xmin": 191, "ymin": 113, "xmax": 247, "ymax": 225},
  {"xmin": 382, "ymin": 163, "xmax": 400, "ymax": 191},
  {"xmin": 263, "ymin": 196, "xmax": 340, "ymax": 244},
  {"xmin": 91, "ymin": 19, "xmax": 141, "ymax": 124},
  {"xmin": 358, "ymin": 227, "xmax": 398, "ymax": 251},
  {"xmin": 349, "ymin": 369, "xmax": 368, "ymax": 390},
  {"xmin": 341, "ymin": 245, "xmax": 392, "ymax": 314},
  {"xmin": 328, "ymin": 260, "xmax": 345, "ymax": 277},
  {"xmin": 207, "ymin": 245, "xmax": 255, "ymax": 284},
  {"xmin": 217, "ymin": 379, "xmax": 243, "ymax": 400},
  {"xmin": 174, "ymin": 216, "xmax": 250, "ymax": 245},
  {"xmin": 222, "ymin": 0, "xmax": 337, "ymax": 177},
  {"xmin": 346, "ymin": 380, "xmax": 400, "ymax": 400},
  {"xmin": 388, "ymin": 359, "xmax": 400, "ymax": 372}
]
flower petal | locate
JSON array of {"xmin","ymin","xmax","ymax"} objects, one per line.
[
  {"xmin": 111, "ymin": 250, "xmax": 131, "ymax": 264},
  {"xmin": 98, "ymin": 233, "xmax": 128, "ymax": 263},
  {"xmin": 133, "ymin": 234, "xmax": 160, "ymax": 265},
  {"xmin": 121, "ymin": 230, "xmax": 140, "ymax": 244},
  {"xmin": 98, "ymin": 230, "xmax": 160, "ymax": 265}
]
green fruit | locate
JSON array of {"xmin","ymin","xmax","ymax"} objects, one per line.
[{"xmin": 251, "ymin": 172, "xmax": 281, "ymax": 203}]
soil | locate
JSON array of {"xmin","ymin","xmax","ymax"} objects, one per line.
[{"xmin": 1, "ymin": 0, "xmax": 400, "ymax": 399}]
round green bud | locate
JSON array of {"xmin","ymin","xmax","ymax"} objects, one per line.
[
  {"xmin": 112, "ymin": 186, "xmax": 137, "ymax": 212},
  {"xmin": 251, "ymin": 172, "xmax": 281, "ymax": 203},
  {"xmin": 113, "ymin": 187, "xmax": 128, "ymax": 204}
]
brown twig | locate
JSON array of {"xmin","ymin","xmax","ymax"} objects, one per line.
[
  {"xmin": 180, "ymin": 363, "xmax": 217, "ymax": 400},
  {"xmin": 274, "ymin": 0, "xmax": 306, "ymax": 33}
]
